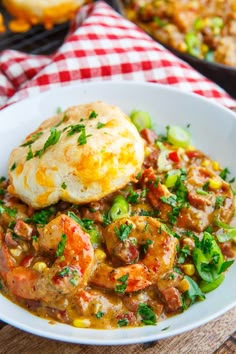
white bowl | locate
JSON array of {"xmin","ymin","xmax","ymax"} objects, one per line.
[{"xmin": 0, "ymin": 81, "xmax": 235, "ymax": 345}]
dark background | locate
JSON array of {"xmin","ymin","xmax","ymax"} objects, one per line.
[{"xmin": 0, "ymin": 1, "xmax": 235, "ymax": 98}]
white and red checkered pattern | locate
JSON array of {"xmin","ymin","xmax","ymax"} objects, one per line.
[{"xmin": 0, "ymin": 1, "xmax": 235, "ymax": 109}]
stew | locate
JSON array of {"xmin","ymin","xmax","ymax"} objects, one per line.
[
  {"xmin": 0, "ymin": 105, "xmax": 235, "ymax": 329},
  {"xmin": 121, "ymin": 0, "xmax": 236, "ymax": 67}
]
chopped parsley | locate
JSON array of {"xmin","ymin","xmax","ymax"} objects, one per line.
[
  {"xmin": 0, "ymin": 188, "xmax": 5, "ymax": 196},
  {"xmin": 97, "ymin": 122, "xmax": 105, "ymax": 129},
  {"xmin": 77, "ymin": 128, "xmax": 92, "ymax": 145},
  {"xmin": 20, "ymin": 131, "xmax": 43, "ymax": 147},
  {"xmin": 158, "ymin": 224, "xmax": 180, "ymax": 239},
  {"xmin": 153, "ymin": 177, "xmax": 160, "ymax": 188},
  {"xmin": 136, "ymin": 171, "xmax": 142, "ymax": 180},
  {"xmin": 57, "ymin": 267, "xmax": 70, "ymax": 277},
  {"xmin": 202, "ymin": 181, "xmax": 210, "ymax": 191},
  {"xmin": 173, "ymin": 266, "xmax": 183, "ymax": 274},
  {"xmin": 127, "ymin": 189, "xmax": 139, "ymax": 204},
  {"xmin": 139, "ymin": 209, "xmax": 158, "ymax": 217},
  {"xmin": 61, "ymin": 182, "xmax": 67, "ymax": 190},
  {"xmin": 127, "ymin": 188, "xmax": 147, "ymax": 204},
  {"xmin": 10, "ymin": 162, "xmax": 17, "ymax": 171},
  {"xmin": 177, "ymin": 245, "xmax": 190, "ymax": 264},
  {"xmin": 67, "ymin": 212, "xmax": 94, "ymax": 230},
  {"xmin": 89, "ymin": 110, "xmax": 98, "ymax": 119},
  {"xmin": 215, "ymin": 196, "xmax": 225, "ymax": 209},
  {"xmin": 0, "ymin": 176, "xmax": 6, "ymax": 182},
  {"xmin": 141, "ymin": 188, "xmax": 148, "ymax": 198},
  {"xmin": 69, "ymin": 270, "xmax": 80, "ymax": 286},
  {"xmin": 154, "ymin": 16, "xmax": 167, "ymax": 27},
  {"xmin": 102, "ymin": 212, "xmax": 111, "ymax": 226},
  {"xmin": 168, "ymin": 273, "xmax": 176, "ymax": 280},
  {"xmin": 183, "ymin": 275, "xmax": 205, "ymax": 306},
  {"xmin": 69, "ymin": 278, "xmax": 77, "ymax": 286},
  {"xmin": 160, "ymin": 169, "xmax": 189, "ymax": 224},
  {"xmin": 35, "ymin": 127, "xmax": 61, "ymax": 158},
  {"xmin": 25, "ymin": 206, "xmax": 55, "ymax": 225},
  {"xmin": 115, "ymin": 223, "xmax": 133, "ymax": 241},
  {"xmin": 67, "ymin": 211, "xmax": 81, "ymax": 224},
  {"xmin": 117, "ymin": 318, "xmax": 129, "ymax": 327},
  {"xmin": 66, "ymin": 124, "xmax": 85, "ymax": 136},
  {"xmin": 219, "ymin": 167, "xmax": 230, "ymax": 181},
  {"xmin": 26, "ymin": 146, "xmax": 34, "ymax": 161},
  {"xmin": 137, "ymin": 303, "xmax": 157, "ymax": 325},
  {"xmin": 161, "ymin": 194, "xmax": 186, "ymax": 225},
  {"xmin": 141, "ymin": 239, "xmax": 153, "ymax": 254},
  {"xmin": 56, "ymin": 233, "xmax": 67, "ymax": 257},
  {"xmin": 0, "ymin": 202, "xmax": 17, "ymax": 217},
  {"xmin": 32, "ymin": 235, "xmax": 38, "ymax": 242},
  {"xmin": 161, "ymin": 326, "xmax": 170, "ymax": 331},
  {"xmin": 67, "ymin": 212, "xmax": 100, "ymax": 247},
  {"xmin": 95, "ymin": 311, "xmax": 105, "ymax": 319},
  {"xmin": 115, "ymin": 274, "xmax": 129, "ymax": 294}
]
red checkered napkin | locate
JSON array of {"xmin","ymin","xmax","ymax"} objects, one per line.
[{"xmin": 0, "ymin": 1, "xmax": 235, "ymax": 109}]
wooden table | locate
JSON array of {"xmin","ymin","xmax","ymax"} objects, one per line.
[{"xmin": 0, "ymin": 307, "xmax": 235, "ymax": 353}]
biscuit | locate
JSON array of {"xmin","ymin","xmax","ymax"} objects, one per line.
[{"xmin": 8, "ymin": 101, "xmax": 144, "ymax": 208}]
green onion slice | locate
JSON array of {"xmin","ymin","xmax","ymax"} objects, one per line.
[
  {"xmin": 108, "ymin": 195, "xmax": 129, "ymax": 221},
  {"xmin": 165, "ymin": 169, "xmax": 181, "ymax": 188},
  {"xmin": 167, "ymin": 125, "xmax": 191, "ymax": 148},
  {"xmin": 130, "ymin": 110, "xmax": 152, "ymax": 132}
]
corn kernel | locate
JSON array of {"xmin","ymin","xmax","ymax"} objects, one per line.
[
  {"xmin": 201, "ymin": 44, "xmax": 209, "ymax": 55},
  {"xmin": 33, "ymin": 262, "xmax": 48, "ymax": 272},
  {"xmin": 10, "ymin": 247, "xmax": 22, "ymax": 257},
  {"xmin": 186, "ymin": 145, "xmax": 195, "ymax": 151},
  {"xmin": 209, "ymin": 178, "xmax": 222, "ymax": 190},
  {"xmin": 73, "ymin": 318, "xmax": 91, "ymax": 328},
  {"xmin": 144, "ymin": 146, "xmax": 152, "ymax": 157},
  {"xmin": 22, "ymin": 243, "xmax": 29, "ymax": 252},
  {"xmin": 95, "ymin": 249, "xmax": 106, "ymax": 262},
  {"xmin": 212, "ymin": 161, "xmax": 221, "ymax": 171},
  {"xmin": 177, "ymin": 42, "xmax": 187, "ymax": 52},
  {"xmin": 201, "ymin": 159, "xmax": 210, "ymax": 167},
  {"xmin": 178, "ymin": 279, "xmax": 190, "ymax": 293},
  {"xmin": 181, "ymin": 264, "xmax": 195, "ymax": 276}
]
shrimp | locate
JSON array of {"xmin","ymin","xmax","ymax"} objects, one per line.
[
  {"xmin": 177, "ymin": 166, "xmax": 234, "ymax": 232},
  {"xmin": 90, "ymin": 216, "xmax": 178, "ymax": 292},
  {"xmin": 0, "ymin": 232, "xmax": 15, "ymax": 281},
  {"xmin": 6, "ymin": 214, "xmax": 94, "ymax": 303},
  {"xmin": 90, "ymin": 263, "xmax": 152, "ymax": 292}
]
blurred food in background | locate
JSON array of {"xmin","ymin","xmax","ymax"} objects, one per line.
[
  {"xmin": 0, "ymin": 0, "xmax": 92, "ymax": 32},
  {"xmin": 120, "ymin": 0, "xmax": 236, "ymax": 67},
  {"xmin": 0, "ymin": 11, "xmax": 6, "ymax": 32}
]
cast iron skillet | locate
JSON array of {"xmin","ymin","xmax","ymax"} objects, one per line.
[{"xmin": 113, "ymin": 0, "xmax": 236, "ymax": 98}]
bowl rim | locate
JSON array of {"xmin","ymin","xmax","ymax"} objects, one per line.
[{"xmin": 0, "ymin": 80, "xmax": 236, "ymax": 345}]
